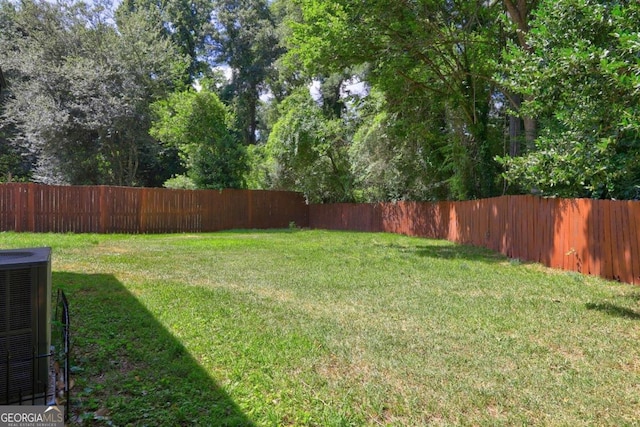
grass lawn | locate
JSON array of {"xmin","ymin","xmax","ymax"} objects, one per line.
[{"xmin": 3, "ymin": 229, "xmax": 640, "ymax": 426}]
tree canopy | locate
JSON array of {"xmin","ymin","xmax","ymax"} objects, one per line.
[
  {"xmin": 149, "ymin": 89, "xmax": 247, "ymax": 189},
  {"xmin": 1, "ymin": 0, "xmax": 187, "ymax": 185},
  {"xmin": 499, "ymin": 0, "xmax": 640, "ymax": 198},
  {"xmin": 1, "ymin": 0, "xmax": 638, "ymax": 201}
]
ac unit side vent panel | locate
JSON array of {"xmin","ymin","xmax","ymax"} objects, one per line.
[
  {"xmin": 9, "ymin": 269, "xmax": 32, "ymax": 331},
  {"xmin": 0, "ymin": 273, "xmax": 6, "ymax": 332},
  {"xmin": 0, "ymin": 334, "xmax": 34, "ymax": 400}
]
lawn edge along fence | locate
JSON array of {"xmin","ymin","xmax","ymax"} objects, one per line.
[
  {"xmin": 309, "ymin": 196, "xmax": 640, "ymax": 285},
  {"xmin": 1, "ymin": 184, "xmax": 638, "ymax": 285},
  {"xmin": 0, "ymin": 183, "xmax": 309, "ymax": 234}
]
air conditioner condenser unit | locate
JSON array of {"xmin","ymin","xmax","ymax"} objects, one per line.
[{"xmin": 0, "ymin": 247, "xmax": 52, "ymax": 404}]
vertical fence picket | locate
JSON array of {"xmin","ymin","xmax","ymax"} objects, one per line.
[
  {"xmin": 592, "ymin": 199, "xmax": 605, "ymax": 279},
  {"xmin": 601, "ymin": 201, "xmax": 614, "ymax": 281},
  {"xmin": 575, "ymin": 199, "xmax": 589, "ymax": 276},
  {"xmin": 508, "ymin": 196, "xmax": 519, "ymax": 260},
  {"xmin": 611, "ymin": 202, "xmax": 628, "ymax": 283},
  {"xmin": 628, "ymin": 201, "xmax": 640, "ymax": 284},
  {"xmin": 617, "ymin": 201, "xmax": 633, "ymax": 284},
  {"xmin": 549, "ymin": 198, "xmax": 562, "ymax": 270},
  {"xmin": 564, "ymin": 199, "xmax": 576, "ymax": 272}
]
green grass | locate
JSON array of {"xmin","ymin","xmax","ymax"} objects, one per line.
[{"xmin": 3, "ymin": 230, "xmax": 640, "ymax": 426}]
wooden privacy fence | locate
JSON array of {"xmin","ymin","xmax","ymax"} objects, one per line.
[
  {"xmin": 309, "ymin": 196, "xmax": 640, "ymax": 285},
  {"xmin": 0, "ymin": 183, "xmax": 308, "ymax": 234},
  {"xmin": 1, "ymin": 184, "xmax": 639, "ymax": 285}
]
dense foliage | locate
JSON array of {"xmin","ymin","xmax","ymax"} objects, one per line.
[
  {"xmin": 1, "ymin": 0, "xmax": 188, "ymax": 185},
  {"xmin": 149, "ymin": 89, "xmax": 247, "ymax": 189},
  {"xmin": 1, "ymin": 0, "xmax": 638, "ymax": 200},
  {"xmin": 499, "ymin": 0, "xmax": 640, "ymax": 199}
]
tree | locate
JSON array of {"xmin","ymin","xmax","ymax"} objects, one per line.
[
  {"xmin": 499, "ymin": 0, "xmax": 640, "ymax": 198},
  {"xmin": 502, "ymin": 0, "xmax": 539, "ymax": 156},
  {"xmin": 117, "ymin": 0, "xmax": 214, "ymax": 82},
  {"xmin": 211, "ymin": 0, "xmax": 282, "ymax": 145},
  {"xmin": 286, "ymin": 0, "xmax": 506, "ymax": 200},
  {"xmin": 0, "ymin": 66, "xmax": 5, "ymax": 94},
  {"xmin": 349, "ymin": 88, "xmax": 452, "ymax": 202},
  {"xmin": 0, "ymin": 0, "xmax": 187, "ymax": 185},
  {"xmin": 264, "ymin": 88, "xmax": 353, "ymax": 202},
  {"xmin": 150, "ymin": 89, "xmax": 247, "ymax": 189},
  {"xmin": 0, "ymin": 64, "xmax": 30, "ymax": 182}
]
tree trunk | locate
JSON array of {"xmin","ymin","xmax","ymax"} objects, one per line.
[
  {"xmin": 523, "ymin": 109, "xmax": 537, "ymax": 150},
  {"xmin": 508, "ymin": 93, "xmax": 523, "ymax": 156},
  {"xmin": 0, "ymin": 66, "xmax": 6, "ymax": 93},
  {"xmin": 503, "ymin": 0, "xmax": 538, "ymax": 152}
]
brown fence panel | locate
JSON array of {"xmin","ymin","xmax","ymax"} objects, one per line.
[
  {"xmin": 248, "ymin": 190, "xmax": 309, "ymax": 230},
  {"xmin": 4, "ymin": 183, "xmax": 640, "ymax": 284},
  {"xmin": 309, "ymin": 196, "xmax": 640, "ymax": 285},
  {"xmin": 140, "ymin": 187, "xmax": 203, "ymax": 233},
  {"xmin": 198, "ymin": 190, "xmax": 227, "ymax": 231},
  {"xmin": 379, "ymin": 202, "xmax": 398, "ymax": 234},
  {"xmin": 32, "ymin": 185, "xmax": 102, "ymax": 233},
  {"xmin": 309, "ymin": 203, "xmax": 374, "ymax": 232},
  {"xmin": 416, "ymin": 201, "xmax": 442, "ymax": 238},
  {"xmin": 380, "ymin": 202, "xmax": 407, "ymax": 235},
  {"xmin": 228, "ymin": 189, "xmax": 251, "ymax": 230},
  {"xmin": 0, "ymin": 184, "xmax": 308, "ymax": 234},
  {"xmin": 104, "ymin": 186, "xmax": 141, "ymax": 233},
  {"xmin": 628, "ymin": 201, "xmax": 640, "ymax": 284},
  {"xmin": 0, "ymin": 184, "xmax": 18, "ymax": 231}
]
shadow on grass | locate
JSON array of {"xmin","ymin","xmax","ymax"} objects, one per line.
[
  {"xmin": 53, "ymin": 272, "xmax": 254, "ymax": 426},
  {"xmin": 585, "ymin": 302, "xmax": 640, "ymax": 320},
  {"xmin": 386, "ymin": 242, "xmax": 505, "ymax": 263},
  {"xmin": 623, "ymin": 291, "xmax": 640, "ymax": 302}
]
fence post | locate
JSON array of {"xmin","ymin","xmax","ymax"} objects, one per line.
[
  {"xmin": 99, "ymin": 186, "xmax": 109, "ymax": 233},
  {"xmin": 27, "ymin": 183, "xmax": 36, "ymax": 232},
  {"xmin": 13, "ymin": 184, "xmax": 22, "ymax": 232},
  {"xmin": 247, "ymin": 190, "xmax": 253, "ymax": 229},
  {"xmin": 139, "ymin": 187, "xmax": 147, "ymax": 234}
]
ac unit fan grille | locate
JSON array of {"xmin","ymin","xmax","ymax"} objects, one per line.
[
  {"xmin": 9, "ymin": 269, "xmax": 32, "ymax": 330},
  {"xmin": 0, "ymin": 268, "xmax": 36, "ymax": 402},
  {"xmin": 1, "ymin": 268, "xmax": 33, "ymax": 334},
  {"xmin": 0, "ymin": 272, "xmax": 5, "ymax": 333},
  {"xmin": 0, "ymin": 334, "xmax": 34, "ymax": 401}
]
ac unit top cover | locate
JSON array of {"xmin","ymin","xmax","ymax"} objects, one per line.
[{"xmin": 0, "ymin": 247, "xmax": 51, "ymax": 268}]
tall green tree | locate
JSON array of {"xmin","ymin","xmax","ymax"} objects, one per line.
[
  {"xmin": 264, "ymin": 87, "xmax": 353, "ymax": 202},
  {"xmin": 150, "ymin": 89, "xmax": 247, "ymax": 189},
  {"xmin": 286, "ymin": 0, "xmax": 506, "ymax": 200},
  {"xmin": 117, "ymin": 0, "xmax": 213, "ymax": 82},
  {"xmin": 499, "ymin": 0, "xmax": 640, "ymax": 198},
  {"xmin": 502, "ymin": 0, "xmax": 539, "ymax": 155},
  {"xmin": 211, "ymin": 0, "xmax": 282, "ymax": 145},
  {"xmin": 0, "ymin": 63, "xmax": 29, "ymax": 182},
  {"xmin": 349, "ymin": 88, "xmax": 452, "ymax": 202},
  {"xmin": 0, "ymin": 0, "xmax": 187, "ymax": 185}
]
